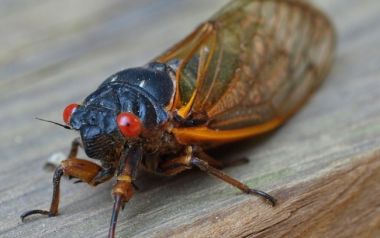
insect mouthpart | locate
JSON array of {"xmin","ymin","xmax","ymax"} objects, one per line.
[{"xmin": 81, "ymin": 129, "xmax": 121, "ymax": 160}]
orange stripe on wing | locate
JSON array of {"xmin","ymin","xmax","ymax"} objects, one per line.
[{"xmin": 172, "ymin": 117, "xmax": 284, "ymax": 144}]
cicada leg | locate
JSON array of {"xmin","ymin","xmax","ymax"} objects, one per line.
[
  {"xmin": 108, "ymin": 145, "xmax": 142, "ymax": 238},
  {"xmin": 159, "ymin": 155, "xmax": 193, "ymax": 176},
  {"xmin": 158, "ymin": 146, "xmax": 227, "ymax": 174},
  {"xmin": 20, "ymin": 158, "xmax": 103, "ymax": 220},
  {"xmin": 20, "ymin": 138, "xmax": 112, "ymax": 221},
  {"xmin": 68, "ymin": 137, "xmax": 81, "ymax": 159},
  {"xmin": 190, "ymin": 157, "xmax": 276, "ymax": 206},
  {"xmin": 159, "ymin": 146, "xmax": 276, "ymax": 206},
  {"xmin": 193, "ymin": 147, "xmax": 249, "ymax": 169}
]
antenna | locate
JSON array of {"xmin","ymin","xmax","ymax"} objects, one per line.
[{"xmin": 35, "ymin": 117, "xmax": 72, "ymax": 130}]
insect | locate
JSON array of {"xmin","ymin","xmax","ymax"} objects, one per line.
[{"xmin": 21, "ymin": 0, "xmax": 335, "ymax": 237}]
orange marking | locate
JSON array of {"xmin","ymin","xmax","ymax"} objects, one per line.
[
  {"xmin": 172, "ymin": 117, "xmax": 284, "ymax": 144},
  {"xmin": 177, "ymin": 89, "xmax": 198, "ymax": 118},
  {"xmin": 177, "ymin": 27, "xmax": 217, "ymax": 118},
  {"xmin": 172, "ymin": 23, "xmax": 215, "ymax": 109}
]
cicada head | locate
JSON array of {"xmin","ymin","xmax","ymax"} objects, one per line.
[
  {"xmin": 62, "ymin": 64, "xmax": 174, "ymax": 161},
  {"xmin": 63, "ymin": 104, "xmax": 142, "ymax": 160}
]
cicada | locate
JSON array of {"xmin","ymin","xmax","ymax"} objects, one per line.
[{"xmin": 21, "ymin": 0, "xmax": 335, "ymax": 237}]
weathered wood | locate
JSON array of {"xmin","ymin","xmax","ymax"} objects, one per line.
[{"xmin": 1, "ymin": 0, "xmax": 380, "ymax": 238}]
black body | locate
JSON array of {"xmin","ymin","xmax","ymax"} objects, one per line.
[{"xmin": 69, "ymin": 62, "xmax": 175, "ymax": 161}]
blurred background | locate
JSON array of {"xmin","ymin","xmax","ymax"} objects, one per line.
[{"xmin": 1, "ymin": 0, "xmax": 380, "ymax": 238}]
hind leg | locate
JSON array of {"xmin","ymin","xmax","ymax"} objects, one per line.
[
  {"xmin": 158, "ymin": 146, "xmax": 276, "ymax": 206},
  {"xmin": 193, "ymin": 146, "xmax": 249, "ymax": 169}
]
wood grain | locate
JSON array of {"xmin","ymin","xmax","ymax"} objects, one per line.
[{"xmin": 1, "ymin": 0, "xmax": 380, "ymax": 238}]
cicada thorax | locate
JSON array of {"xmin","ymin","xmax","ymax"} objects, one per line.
[{"xmin": 156, "ymin": 0, "xmax": 336, "ymax": 144}]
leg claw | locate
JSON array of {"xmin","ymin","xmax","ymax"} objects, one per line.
[
  {"xmin": 247, "ymin": 188, "xmax": 276, "ymax": 207},
  {"xmin": 20, "ymin": 210, "xmax": 51, "ymax": 222}
]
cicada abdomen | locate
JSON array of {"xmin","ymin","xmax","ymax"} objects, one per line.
[{"xmin": 157, "ymin": 0, "xmax": 336, "ymax": 144}]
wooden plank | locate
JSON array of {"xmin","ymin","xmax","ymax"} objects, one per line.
[{"xmin": 1, "ymin": 0, "xmax": 380, "ymax": 237}]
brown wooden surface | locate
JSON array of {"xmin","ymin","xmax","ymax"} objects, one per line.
[{"xmin": 1, "ymin": 0, "xmax": 380, "ymax": 237}]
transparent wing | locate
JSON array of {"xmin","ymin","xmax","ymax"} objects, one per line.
[{"xmin": 156, "ymin": 0, "xmax": 336, "ymax": 143}]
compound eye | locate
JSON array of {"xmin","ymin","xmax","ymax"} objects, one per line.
[
  {"xmin": 63, "ymin": 103, "xmax": 79, "ymax": 125},
  {"xmin": 116, "ymin": 112, "xmax": 142, "ymax": 138}
]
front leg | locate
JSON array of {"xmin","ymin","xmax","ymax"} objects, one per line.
[
  {"xmin": 21, "ymin": 138, "xmax": 111, "ymax": 221},
  {"xmin": 108, "ymin": 144, "xmax": 142, "ymax": 238},
  {"xmin": 89, "ymin": 161, "xmax": 116, "ymax": 186},
  {"xmin": 68, "ymin": 138, "xmax": 116, "ymax": 185},
  {"xmin": 21, "ymin": 158, "xmax": 102, "ymax": 220}
]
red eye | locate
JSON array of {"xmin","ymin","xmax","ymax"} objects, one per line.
[
  {"xmin": 63, "ymin": 103, "xmax": 79, "ymax": 125},
  {"xmin": 116, "ymin": 112, "xmax": 142, "ymax": 138}
]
